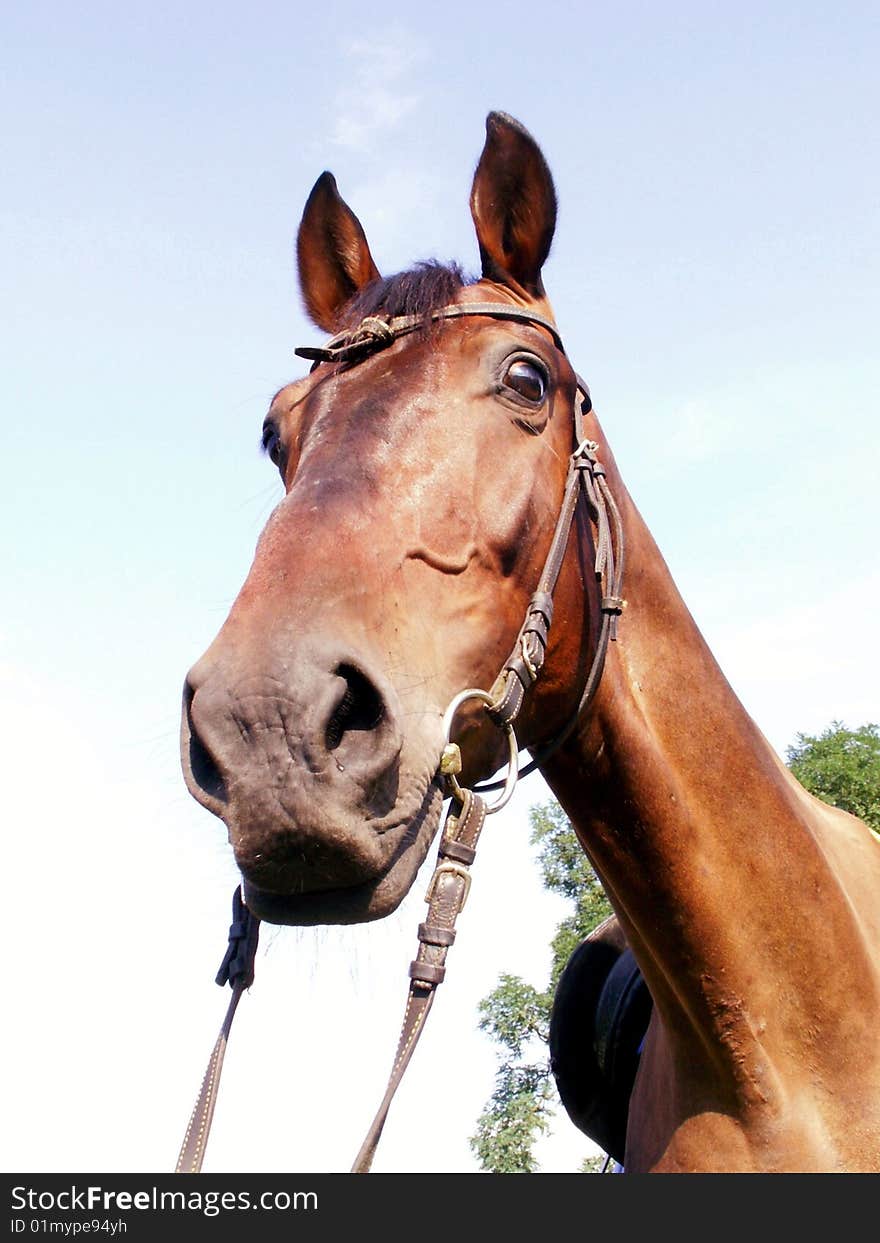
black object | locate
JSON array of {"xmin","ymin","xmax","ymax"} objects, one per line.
[{"xmin": 550, "ymin": 940, "xmax": 653, "ymax": 1165}]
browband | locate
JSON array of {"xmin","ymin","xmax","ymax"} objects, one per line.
[{"xmin": 294, "ymin": 302, "xmax": 567, "ymax": 368}]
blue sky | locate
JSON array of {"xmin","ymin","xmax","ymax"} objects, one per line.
[{"xmin": 2, "ymin": 2, "xmax": 878, "ymax": 1174}]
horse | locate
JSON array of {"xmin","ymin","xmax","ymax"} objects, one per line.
[{"xmin": 181, "ymin": 112, "xmax": 880, "ymax": 1172}]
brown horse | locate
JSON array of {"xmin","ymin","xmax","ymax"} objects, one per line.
[{"xmin": 181, "ymin": 112, "xmax": 880, "ymax": 1172}]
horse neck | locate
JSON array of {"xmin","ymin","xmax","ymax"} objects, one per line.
[{"xmin": 541, "ymin": 428, "xmax": 880, "ymax": 1086}]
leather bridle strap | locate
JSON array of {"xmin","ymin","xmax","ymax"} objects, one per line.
[
  {"xmin": 350, "ymin": 787, "xmax": 488, "ymax": 1173},
  {"xmin": 175, "ymin": 889, "xmax": 259, "ymax": 1174},
  {"xmin": 476, "ymin": 384, "xmax": 625, "ymax": 787},
  {"xmin": 294, "ymin": 302, "xmax": 566, "ymax": 368},
  {"xmin": 483, "ymin": 378, "xmax": 622, "ymax": 731},
  {"xmin": 519, "ymin": 457, "xmax": 624, "ymax": 771}
]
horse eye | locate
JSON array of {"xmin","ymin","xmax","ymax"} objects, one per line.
[
  {"xmin": 504, "ymin": 359, "xmax": 547, "ymax": 403},
  {"xmin": 261, "ymin": 421, "xmax": 283, "ymax": 467}
]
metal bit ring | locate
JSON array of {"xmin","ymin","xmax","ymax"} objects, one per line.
[{"xmin": 440, "ymin": 688, "xmax": 519, "ymax": 813}]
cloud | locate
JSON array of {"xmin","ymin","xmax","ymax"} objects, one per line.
[
  {"xmin": 330, "ymin": 28, "xmax": 424, "ymax": 151},
  {"xmin": 661, "ymin": 396, "xmax": 734, "ymax": 465}
]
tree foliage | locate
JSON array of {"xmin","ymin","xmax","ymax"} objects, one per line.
[
  {"xmin": 469, "ymin": 801, "xmax": 611, "ymax": 1173},
  {"xmin": 472, "ymin": 722, "xmax": 880, "ymax": 1172},
  {"xmin": 787, "ymin": 721, "xmax": 880, "ymax": 831},
  {"xmin": 530, "ymin": 801, "xmax": 613, "ymax": 987},
  {"xmin": 469, "ymin": 1063, "xmax": 554, "ymax": 1174},
  {"xmin": 477, "ymin": 973, "xmax": 548, "ymax": 1058}
]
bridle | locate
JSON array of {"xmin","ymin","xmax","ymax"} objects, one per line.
[{"xmin": 175, "ymin": 301, "xmax": 625, "ymax": 1174}]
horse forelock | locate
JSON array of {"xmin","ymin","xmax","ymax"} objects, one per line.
[{"xmin": 339, "ymin": 260, "xmax": 473, "ymax": 329}]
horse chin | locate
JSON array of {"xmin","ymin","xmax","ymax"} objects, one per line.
[{"xmin": 238, "ymin": 777, "xmax": 447, "ymax": 926}]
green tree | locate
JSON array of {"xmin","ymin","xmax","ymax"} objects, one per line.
[
  {"xmin": 787, "ymin": 721, "xmax": 880, "ymax": 831},
  {"xmin": 469, "ymin": 800, "xmax": 611, "ymax": 1173},
  {"xmin": 472, "ymin": 722, "xmax": 880, "ymax": 1172}
]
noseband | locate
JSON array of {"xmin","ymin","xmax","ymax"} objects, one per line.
[{"xmin": 176, "ymin": 302, "xmax": 625, "ymax": 1175}]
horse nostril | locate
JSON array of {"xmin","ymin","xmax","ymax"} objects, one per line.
[
  {"xmin": 325, "ymin": 664, "xmax": 386, "ymax": 752},
  {"xmin": 183, "ymin": 679, "xmax": 228, "ymax": 805}
]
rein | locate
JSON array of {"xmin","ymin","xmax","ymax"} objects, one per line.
[{"xmin": 175, "ymin": 302, "xmax": 624, "ymax": 1174}]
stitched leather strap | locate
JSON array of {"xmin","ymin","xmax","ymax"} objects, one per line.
[
  {"xmin": 175, "ymin": 889, "xmax": 260, "ymax": 1174},
  {"xmin": 484, "ymin": 382, "xmax": 623, "ymax": 738},
  {"xmin": 350, "ymin": 789, "xmax": 488, "ymax": 1173},
  {"xmin": 294, "ymin": 302, "xmax": 566, "ymax": 367}
]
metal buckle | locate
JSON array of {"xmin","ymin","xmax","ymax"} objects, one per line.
[{"xmin": 424, "ymin": 862, "xmax": 472, "ymax": 910}]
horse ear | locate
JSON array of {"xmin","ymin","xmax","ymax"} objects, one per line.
[
  {"xmin": 469, "ymin": 112, "xmax": 557, "ymax": 297},
  {"xmin": 296, "ymin": 172, "xmax": 381, "ymax": 332}
]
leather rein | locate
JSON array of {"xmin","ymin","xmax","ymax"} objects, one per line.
[{"xmin": 176, "ymin": 302, "xmax": 625, "ymax": 1174}]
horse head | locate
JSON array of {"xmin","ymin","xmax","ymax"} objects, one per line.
[{"xmin": 181, "ymin": 113, "xmax": 600, "ymax": 925}]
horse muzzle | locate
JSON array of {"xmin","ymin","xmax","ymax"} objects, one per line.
[{"xmin": 180, "ymin": 639, "xmax": 425, "ymax": 901}]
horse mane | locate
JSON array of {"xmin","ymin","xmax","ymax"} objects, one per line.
[{"xmin": 340, "ymin": 261, "xmax": 472, "ymax": 328}]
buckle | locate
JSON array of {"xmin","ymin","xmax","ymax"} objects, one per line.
[{"xmin": 424, "ymin": 862, "xmax": 472, "ymax": 911}]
